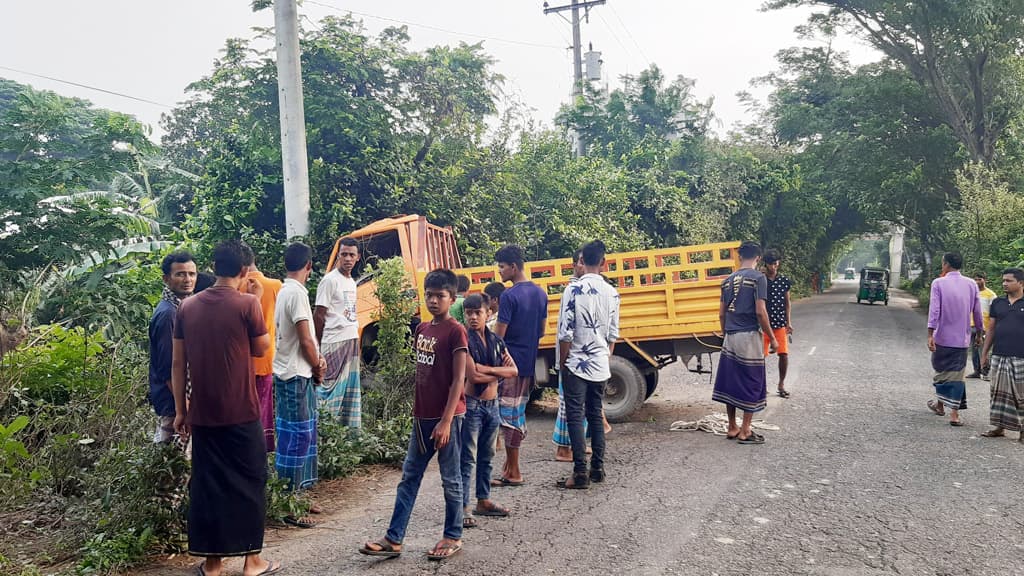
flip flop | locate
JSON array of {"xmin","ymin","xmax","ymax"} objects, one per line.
[
  {"xmin": 255, "ymin": 560, "xmax": 283, "ymax": 576},
  {"xmin": 927, "ymin": 400, "xmax": 945, "ymax": 416},
  {"xmin": 463, "ymin": 516, "xmax": 478, "ymax": 528},
  {"xmin": 359, "ymin": 538, "xmax": 402, "ymax": 558},
  {"xmin": 556, "ymin": 475, "xmax": 590, "ymax": 489},
  {"xmin": 473, "ymin": 503, "xmax": 510, "ymax": 517},
  {"xmin": 426, "ymin": 541, "xmax": 462, "ymax": 561},
  {"xmin": 726, "ymin": 433, "xmax": 738, "ymax": 440},
  {"xmin": 777, "ymin": 389, "xmax": 791, "ymax": 398},
  {"xmin": 981, "ymin": 429, "xmax": 1006, "ymax": 438},
  {"xmin": 737, "ymin": 432, "xmax": 765, "ymax": 445},
  {"xmin": 490, "ymin": 476, "xmax": 524, "ymax": 487},
  {"xmin": 194, "ymin": 563, "xmax": 207, "ymax": 576},
  {"xmin": 283, "ymin": 515, "xmax": 317, "ymax": 529},
  {"xmin": 950, "ymin": 420, "xmax": 964, "ymax": 427}
]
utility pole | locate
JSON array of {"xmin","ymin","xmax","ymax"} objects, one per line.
[
  {"xmin": 544, "ymin": 0, "xmax": 606, "ymax": 156},
  {"xmin": 274, "ymin": 0, "xmax": 310, "ymax": 238}
]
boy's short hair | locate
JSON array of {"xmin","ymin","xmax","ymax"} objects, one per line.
[
  {"xmin": 763, "ymin": 249, "xmax": 781, "ymax": 265},
  {"xmin": 457, "ymin": 274, "xmax": 471, "ymax": 293},
  {"xmin": 973, "ymin": 270, "xmax": 986, "ymax": 280},
  {"xmin": 464, "ymin": 293, "xmax": 486, "ymax": 311},
  {"xmin": 194, "ymin": 271, "xmax": 216, "ymax": 293},
  {"xmin": 339, "ymin": 237, "xmax": 359, "ymax": 251},
  {"xmin": 738, "ymin": 241, "xmax": 762, "ymax": 261},
  {"xmin": 213, "ymin": 240, "xmax": 250, "ymax": 277},
  {"xmin": 495, "ymin": 245, "xmax": 525, "ymax": 270},
  {"xmin": 161, "ymin": 250, "xmax": 195, "ymax": 276},
  {"xmin": 284, "ymin": 242, "xmax": 312, "ymax": 272},
  {"xmin": 239, "ymin": 243, "xmax": 255, "ymax": 267},
  {"xmin": 484, "ymin": 281, "xmax": 505, "ymax": 302},
  {"xmin": 581, "ymin": 240, "xmax": 606, "ymax": 267},
  {"xmin": 943, "ymin": 252, "xmax": 963, "ymax": 270},
  {"xmin": 424, "ymin": 268, "xmax": 458, "ymax": 297}
]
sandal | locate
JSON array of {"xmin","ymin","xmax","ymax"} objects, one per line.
[
  {"xmin": 427, "ymin": 540, "xmax": 462, "ymax": 561},
  {"xmin": 359, "ymin": 538, "xmax": 402, "ymax": 558},
  {"xmin": 283, "ymin": 515, "xmax": 317, "ymax": 529},
  {"xmin": 949, "ymin": 420, "xmax": 964, "ymax": 427},
  {"xmin": 737, "ymin": 432, "xmax": 765, "ymax": 445},
  {"xmin": 463, "ymin": 516, "xmax": 478, "ymax": 528},
  {"xmin": 981, "ymin": 429, "xmax": 1006, "ymax": 438},
  {"xmin": 254, "ymin": 560, "xmax": 283, "ymax": 576},
  {"xmin": 927, "ymin": 400, "xmax": 945, "ymax": 416},
  {"xmin": 490, "ymin": 476, "xmax": 524, "ymax": 487},
  {"xmin": 777, "ymin": 388, "xmax": 791, "ymax": 398},
  {"xmin": 473, "ymin": 502, "xmax": 510, "ymax": 517},
  {"xmin": 556, "ymin": 474, "xmax": 590, "ymax": 489}
]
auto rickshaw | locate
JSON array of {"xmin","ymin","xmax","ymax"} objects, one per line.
[
  {"xmin": 844, "ymin": 267, "xmax": 856, "ymax": 280},
  {"xmin": 857, "ymin": 267, "xmax": 890, "ymax": 305}
]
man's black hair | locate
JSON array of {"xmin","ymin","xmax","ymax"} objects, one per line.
[
  {"xmin": 284, "ymin": 242, "xmax": 313, "ymax": 272},
  {"xmin": 464, "ymin": 293, "xmax": 486, "ymax": 311},
  {"xmin": 943, "ymin": 252, "xmax": 963, "ymax": 270},
  {"xmin": 213, "ymin": 240, "xmax": 250, "ymax": 277},
  {"xmin": 973, "ymin": 270, "xmax": 986, "ymax": 280},
  {"xmin": 457, "ymin": 274, "xmax": 471, "ymax": 293},
  {"xmin": 581, "ymin": 240, "xmax": 607, "ymax": 267},
  {"xmin": 495, "ymin": 245, "xmax": 525, "ymax": 270},
  {"xmin": 738, "ymin": 241, "xmax": 762, "ymax": 261},
  {"xmin": 574, "ymin": 248, "xmax": 583, "ymax": 262},
  {"xmin": 194, "ymin": 271, "xmax": 216, "ymax": 293},
  {"xmin": 424, "ymin": 268, "xmax": 458, "ymax": 297},
  {"xmin": 484, "ymin": 281, "xmax": 505, "ymax": 301},
  {"xmin": 1003, "ymin": 267, "xmax": 1024, "ymax": 283},
  {"xmin": 240, "ymin": 243, "xmax": 255, "ymax": 267},
  {"xmin": 763, "ymin": 249, "xmax": 781, "ymax": 265},
  {"xmin": 161, "ymin": 250, "xmax": 195, "ymax": 276},
  {"xmin": 339, "ymin": 237, "xmax": 359, "ymax": 251}
]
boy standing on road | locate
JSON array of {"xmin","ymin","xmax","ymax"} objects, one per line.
[
  {"xmin": 460, "ymin": 294, "xmax": 516, "ymax": 527},
  {"xmin": 763, "ymin": 250, "xmax": 793, "ymax": 398},
  {"xmin": 968, "ymin": 271, "xmax": 997, "ymax": 380},
  {"xmin": 360, "ymin": 269, "xmax": 468, "ymax": 561},
  {"xmin": 713, "ymin": 241, "xmax": 776, "ymax": 445},
  {"xmin": 492, "ymin": 245, "xmax": 548, "ymax": 487},
  {"xmin": 314, "ymin": 237, "xmax": 362, "ymax": 427},
  {"xmin": 557, "ymin": 240, "xmax": 620, "ymax": 489},
  {"xmin": 980, "ymin": 268, "xmax": 1024, "ymax": 440},
  {"xmin": 926, "ymin": 252, "xmax": 982, "ymax": 427}
]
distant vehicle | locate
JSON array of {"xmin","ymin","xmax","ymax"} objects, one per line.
[
  {"xmin": 844, "ymin": 267, "xmax": 856, "ymax": 280},
  {"xmin": 857, "ymin": 267, "xmax": 889, "ymax": 305}
]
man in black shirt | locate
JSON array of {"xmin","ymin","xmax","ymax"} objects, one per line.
[
  {"xmin": 763, "ymin": 250, "xmax": 793, "ymax": 398},
  {"xmin": 980, "ymin": 268, "xmax": 1024, "ymax": 441}
]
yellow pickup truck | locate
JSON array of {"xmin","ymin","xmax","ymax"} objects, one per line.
[{"xmin": 327, "ymin": 214, "xmax": 740, "ymax": 421}]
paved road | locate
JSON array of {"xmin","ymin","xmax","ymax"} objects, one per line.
[{"xmin": 146, "ymin": 281, "xmax": 1024, "ymax": 575}]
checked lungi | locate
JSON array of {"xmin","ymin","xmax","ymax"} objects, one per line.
[
  {"xmin": 932, "ymin": 345, "xmax": 968, "ymax": 410},
  {"xmin": 274, "ymin": 374, "xmax": 318, "ymax": 491},
  {"xmin": 500, "ymin": 376, "xmax": 532, "ymax": 448},
  {"xmin": 989, "ymin": 355, "xmax": 1024, "ymax": 431},
  {"xmin": 318, "ymin": 339, "xmax": 362, "ymax": 428},
  {"xmin": 712, "ymin": 331, "xmax": 767, "ymax": 413}
]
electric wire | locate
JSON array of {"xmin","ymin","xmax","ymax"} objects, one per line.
[
  {"xmin": 0, "ymin": 64, "xmax": 173, "ymax": 108},
  {"xmin": 607, "ymin": 3, "xmax": 651, "ymax": 65}
]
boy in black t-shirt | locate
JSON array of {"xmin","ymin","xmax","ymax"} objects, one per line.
[
  {"xmin": 360, "ymin": 269, "xmax": 468, "ymax": 561},
  {"xmin": 460, "ymin": 294, "xmax": 517, "ymax": 527},
  {"xmin": 980, "ymin": 268, "xmax": 1024, "ymax": 440},
  {"xmin": 763, "ymin": 249, "xmax": 793, "ymax": 398}
]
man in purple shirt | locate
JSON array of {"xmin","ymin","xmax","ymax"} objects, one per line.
[{"xmin": 926, "ymin": 252, "xmax": 983, "ymax": 426}]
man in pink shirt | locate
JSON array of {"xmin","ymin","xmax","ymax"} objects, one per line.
[{"xmin": 926, "ymin": 252, "xmax": 983, "ymax": 426}]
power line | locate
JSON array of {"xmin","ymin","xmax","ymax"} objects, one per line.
[
  {"xmin": 306, "ymin": 0, "xmax": 564, "ymax": 50},
  {"xmin": 0, "ymin": 65, "xmax": 173, "ymax": 108},
  {"xmin": 607, "ymin": 3, "xmax": 650, "ymax": 65},
  {"xmin": 594, "ymin": 9, "xmax": 637, "ymax": 68}
]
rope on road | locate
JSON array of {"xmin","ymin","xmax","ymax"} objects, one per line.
[{"xmin": 669, "ymin": 412, "xmax": 780, "ymax": 435}]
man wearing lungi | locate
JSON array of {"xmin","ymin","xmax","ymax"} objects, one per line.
[
  {"xmin": 172, "ymin": 240, "xmax": 281, "ymax": 576},
  {"xmin": 314, "ymin": 237, "xmax": 362, "ymax": 427},
  {"xmin": 713, "ymin": 241, "xmax": 777, "ymax": 445},
  {"xmin": 242, "ymin": 249, "xmax": 282, "ymax": 453},
  {"xmin": 926, "ymin": 252, "xmax": 983, "ymax": 427},
  {"xmin": 980, "ymin": 268, "xmax": 1024, "ymax": 440},
  {"xmin": 492, "ymin": 245, "xmax": 548, "ymax": 486}
]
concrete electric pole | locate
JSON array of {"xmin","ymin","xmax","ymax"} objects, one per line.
[
  {"xmin": 274, "ymin": 0, "xmax": 310, "ymax": 238},
  {"xmin": 544, "ymin": 0, "xmax": 606, "ymax": 156}
]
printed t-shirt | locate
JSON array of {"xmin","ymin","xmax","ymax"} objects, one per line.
[
  {"xmin": 147, "ymin": 299, "xmax": 177, "ymax": 417},
  {"xmin": 273, "ymin": 278, "xmax": 316, "ymax": 380},
  {"xmin": 412, "ymin": 317, "xmax": 468, "ymax": 419},
  {"xmin": 990, "ymin": 296, "xmax": 1024, "ymax": 358},
  {"xmin": 976, "ymin": 287, "xmax": 997, "ymax": 329},
  {"xmin": 765, "ymin": 275, "xmax": 791, "ymax": 330},
  {"xmin": 174, "ymin": 285, "xmax": 267, "ymax": 427},
  {"xmin": 557, "ymin": 273, "xmax": 621, "ymax": 382},
  {"xmin": 246, "ymin": 270, "xmax": 282, "ymax": 376},
  {"xmin": 315, "ymin": 269, "xmax": 358, "ymax": 344},
  {"xmin": 721, "ymin": 268, "xmax": 767, "ymax": 334},
  {"xmin": 497, "ymin": 281, "xmax": 548, "ymax": 378}
]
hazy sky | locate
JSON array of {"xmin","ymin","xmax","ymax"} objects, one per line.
[{"xmin": 0, "ymin": 1, "xmax": 879, "ymax": 140}]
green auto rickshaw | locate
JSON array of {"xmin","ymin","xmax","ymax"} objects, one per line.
[
  {"xmin": 844, "ymin": 267, "xmax": 856, "ymax": 280},
  {"xmin": 857, "ymin": 267, "xmax": 890, "ymax": 305}
]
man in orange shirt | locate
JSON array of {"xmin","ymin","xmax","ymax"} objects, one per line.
[{"xmin": 243, "ymin": 247, "xmax": 283, "ymax": 452}]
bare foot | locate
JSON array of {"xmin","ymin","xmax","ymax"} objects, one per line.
[
  {"xmin": 555, "ymin": 446, "xmax": 572, "ymax": 462},
  {"xmin": 603, "ymin": 416, "xmax": 612, "ymax": 434}
]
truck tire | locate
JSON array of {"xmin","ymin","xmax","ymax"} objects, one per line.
[
  {"xmin": 644, "ymin": 370, "xmax": 659, "ymax": 399},
  {"xmin": 603, "ymin": 356, "xmax": 646, "ymax": 423}
]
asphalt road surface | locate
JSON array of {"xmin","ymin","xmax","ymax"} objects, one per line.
[{"xmin": 145, "ymin": 281, "xmax": 1024, "ymax": 576}]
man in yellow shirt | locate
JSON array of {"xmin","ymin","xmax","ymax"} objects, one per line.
[{"xmin": 969, "ymin": 271, "xmax": 997, "ymax": 380}]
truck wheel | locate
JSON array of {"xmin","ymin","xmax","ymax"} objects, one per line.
[
  {"xmin": 644, "ymin": 370, "xmax": 659, "ymax": 399},
  {"xmin": 603, "ymin": 356, "xmax": 646, "ymax": 423}
]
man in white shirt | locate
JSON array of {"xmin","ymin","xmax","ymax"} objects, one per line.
[
  {"xmin": 314, "ymin": 237, "xmax": 362, "ymax": 426},
  {"xmin": 556, "ymin": 240, "xmax": 620, "ymax": 490},
  {"xmin": 273, "ymin": 243, "xmax": 326, "ymax": 527}
]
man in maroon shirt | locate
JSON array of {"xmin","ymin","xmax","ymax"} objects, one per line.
[{"xmin": 172, "ymin": 240, "xmax": 281, "ymax": 576}]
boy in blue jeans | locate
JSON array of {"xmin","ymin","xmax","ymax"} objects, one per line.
[
  {"xmin": 460, "ymin": 294, "xmax": 517, "ymax": 528},
  {"xmin": 359, "ymin": 269, "xmax": 468, "ymax": 561}
]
